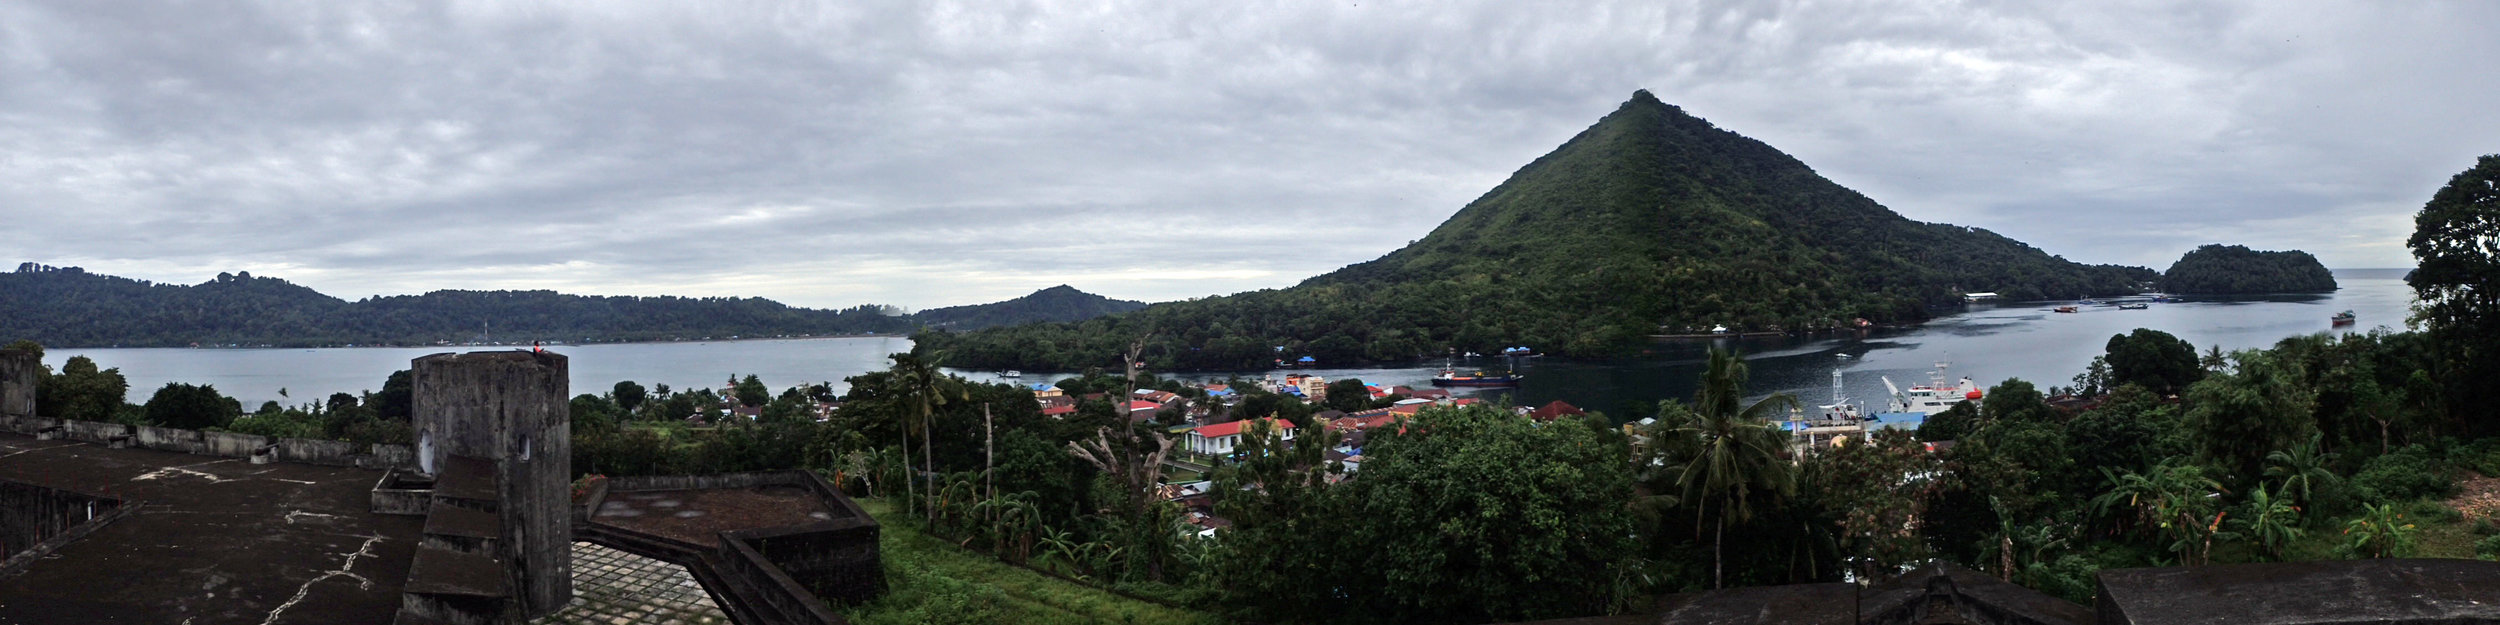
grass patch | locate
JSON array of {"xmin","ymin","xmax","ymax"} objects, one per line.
[{"xmin": 840, "ymin": 499, "xmax": 1227, "ymax": 625}]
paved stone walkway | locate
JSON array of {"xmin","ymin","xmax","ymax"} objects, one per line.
[{"xmin": 530, "ymin": 541, "xmax": 730, "ymax": 625}]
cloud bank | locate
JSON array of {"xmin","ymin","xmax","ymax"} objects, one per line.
[{"xmin": 2, "ymin": 1, "xmax": 2488, "ymax": 309}]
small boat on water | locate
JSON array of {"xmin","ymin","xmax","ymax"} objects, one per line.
[
  {"xmin": 2332, "ymin": 310, "xmax": 2357, "ymax": 325},
  {"xmin": 2054, "ymin": 306, "xmax": 2079, "ymax": 313},
  {"xmin": 2117, "ymin": 303, "xmax": 2149, "ymax": 310},
  {"xmin": 2076, "ymin": 297, "xmax": 2101, "ymax": 306},
  {"xmin": 1432, "ymin": 368, "xmax": 1523, "ymax": 387},
  {"xmin": 1001, "ymin": 370, "xmax": 1022, "ymax": 379}
]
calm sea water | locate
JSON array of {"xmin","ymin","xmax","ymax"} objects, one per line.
[{"xmin": 50, "ymin": 270, "xmax": 2413, "ymax": 415}]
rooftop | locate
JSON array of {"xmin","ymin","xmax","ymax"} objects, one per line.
[
  {"xmin": 0, "ymin": 432, "xmax": 423, "ymax": 624},
  {"xmin": 592, "ymin": 485, "xmax": 843, "ymax": 548}
]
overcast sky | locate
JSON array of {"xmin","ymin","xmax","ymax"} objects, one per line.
[{"xmin": 3, "ymin": 1, "xmax": 2490, "ymax": 310}]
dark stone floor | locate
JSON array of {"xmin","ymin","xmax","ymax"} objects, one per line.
[
  {"xmin": 0, "ymin": 433, "xmax": 423, "ymax": 624},
  {"xmin": 592, "ymin": 485, "xmax": 833, "ymax": 548}
]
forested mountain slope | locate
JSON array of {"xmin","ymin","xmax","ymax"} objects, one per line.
[
  {"xmin": 0, "ymin": 263, "xmax": 910, "ymax": 347},
  {"xmin": 914, "ymin": 285, "xmax": 1148, "ymax": 330},
  {"xmin": 922, "ymin": 91, "xmax": 2154, "ymax": 370}
]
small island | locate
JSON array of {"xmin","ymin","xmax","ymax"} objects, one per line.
[{"xmin": 2160, "ymin": 244, "xmax": 2338, "ymax": 294}]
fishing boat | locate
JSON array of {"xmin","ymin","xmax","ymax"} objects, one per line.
[
  {"xmin": 2117, "ymin": 303, "xmax": 2148, "ymax": 310},
  {"xmin": 1432, "ymin": 368, "xmax": 1523, "ymax": 387},
  {"xmin": 1881, "ymin": 362, "xmax": 1984, "ymax": 417},
  {"xmin": 2054, "ymin": 306, "xmax": 2079, "ymax": 313},
  {"xmin": 2332, "ymin": 310, "xmax": 2357, "ymax": 325}
]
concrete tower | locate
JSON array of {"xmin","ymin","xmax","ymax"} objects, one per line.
[
  {"xmin": 412, "ymin": 350, "xmax": 573, "ymax": 618},
  {"xmin": 0, "ymin": 349, "xmax": 33, "ymax": 421}
]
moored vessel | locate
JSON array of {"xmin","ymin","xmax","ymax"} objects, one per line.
[
  {"xmin": 1881, "ymin": 362, "xmax": 1983, "ymax": 417},
  {"xmin": 1431, "ymin": 368, "xmax": 1523, "ymax": 387}
]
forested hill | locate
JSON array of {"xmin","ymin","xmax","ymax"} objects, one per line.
[
  {"xmin": 913, "ymin": 285, "xmax": 1147, "ymax": 330},
  {"xmin": 0, "ymin": 263, "xmax": 911, "ymax": 347},
  {"xmin": 920, "ymin": 90, "xmax": 2155, "ymax": 370},
  {"xmin": 2160, "ymin": 244, "xmax": 2338, "ymax": 294}
]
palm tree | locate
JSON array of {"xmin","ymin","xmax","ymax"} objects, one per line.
[
  {"xmin": 891, "ymin": 351, "xmax": 967, "ymax": 524},
  {"xmin": 1674, "ymin": 347, "xmax": 1800, "ymax": 589},
  {"xmin": 2264, "ymin": 433, "xmax": 2338, "ymax": 509}
]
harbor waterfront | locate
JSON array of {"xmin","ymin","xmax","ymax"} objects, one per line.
[{"xmin": 52, "ymin": 269, "xmax": 2412, "ymax": 416}]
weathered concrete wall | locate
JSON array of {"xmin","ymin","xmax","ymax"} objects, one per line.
[
  {"xmin": 0, "ymin": 480, "xmax": 124, "ymax": 570},
  {"xmin": 0, "ymin": 349, "xmax": 34, "ymax": 420},
  {"xmin": 370, "ymin": 469, "xmax": 433, "ymax": 516},
  {"xmin": 9, "ymin": 417, "xmax": 59, "ymax": 437},
  {"xmin": 413, "ymin": 350, "xmax": 572, "ymax": 618},
  {"xmin": 59, "ymin": 420, "xmax": 130, "ymax": 445},
  {"xmin": 133, "ymin": 425, "xmax": 205, "ymax": 454},
  {"xmin": 741, "ymin": 522, "xmax": 885, "ymax": 608},
  {"xmin": 199, "ymin": 431, "xmax": 271, "ymax": 458},
  {"xmin": 718, "ymin": 534, "xmax": 852, "ymax": 624},
  {"xmin": 276, "ymin": 437, "xmax": 361, "ymax": 467},
  {"xmin": 367, "ymin": 443, "xmax": 416, "ymax": 471}
]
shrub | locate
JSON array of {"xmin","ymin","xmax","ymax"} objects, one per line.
[
  {"xmin": 2350, "ymin": 445, "xmax": 2457, "ymax": 504},
  {"xmin": 2477, "ymin": 534, "xmax": 2500, "ymax": 560}
]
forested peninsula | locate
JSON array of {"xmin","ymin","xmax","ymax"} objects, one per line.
[
  {"xmin": 0, "ymin": 264, "xmax": 1133, "ymax": 348},
  {"xmin": 922, "ymin": 91, "xmax": 2157, "ymax": 371},
  {"xmin": 2160, "ymin": 244, "xmax": 2339, "ymax": 294}
]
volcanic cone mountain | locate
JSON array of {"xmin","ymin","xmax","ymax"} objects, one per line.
[{"xmin": 924, "ymin": 91, "xmax": 2152, "ymax": 370}]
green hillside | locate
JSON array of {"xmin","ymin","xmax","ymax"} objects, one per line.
[
  {"xmin": 922, "ymin": 91, "xmax": 2154, "ymax": 370},
  {"xmin": 2160, "ymin": 244, "xmax": 2338, "ymax": 294},
  {"xmin": 0, "ymin": 263, "xmax": 910, "ymax": 347},
  {"xmin": 914, "ymin": 285, "xmax": 1148, "ymax": 330}
]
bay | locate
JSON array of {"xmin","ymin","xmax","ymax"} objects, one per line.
[{"xmin": 48, "ymin": 270, "xmax": 2413, "ymax": 417}]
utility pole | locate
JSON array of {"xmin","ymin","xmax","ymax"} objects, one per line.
[{"xmin": 983, "ymin": 402, "xmax": 995, "ymax": 508}]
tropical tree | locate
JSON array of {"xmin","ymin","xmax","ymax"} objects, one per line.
[
  {"xmin": 2407, "ymin": 154, "xmax": 2500, "ymax": 433},
  {"xmin": 1675, "ymin": 347, "xmax": 1801, "ymax": 588},
  {"xmin": 2263, "ymin": 433, "xmax": 2339, "ymax": 511},
  {"xmin": 890, "ymin": 351, "xmax": 967, "ymax": 522},
  {"xmin": 2091, "ymin": 461, "xmax": 2229, "ymax": 565},
  {"xmin": 2234, "ymin": 483, "xmax": 2304, "ymax": 561}
]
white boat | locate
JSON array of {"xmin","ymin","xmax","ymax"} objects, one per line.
[
  {"xmin": 1881, "ymin": 362, "xmax": 1983, "ymax": 416},
  {"xmin": 1001, "ymin": 370, "xmax": 1022, "ymax": 379}
]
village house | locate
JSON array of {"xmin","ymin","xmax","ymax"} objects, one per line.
[{"xmin": 1186, "ymin": 417, "xmax": 1295, "ymax": 456}]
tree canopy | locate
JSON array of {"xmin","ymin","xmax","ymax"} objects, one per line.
[{"xmin": 2160, "ymin": 244, "xmax": 2337, "ymax": 294}]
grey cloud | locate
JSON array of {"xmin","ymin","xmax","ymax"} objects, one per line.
[{"xmin": 1, "ymin": 0, "xmax": 2487, "ymax": 311}]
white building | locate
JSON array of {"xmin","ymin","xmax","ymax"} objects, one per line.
[{"xmin": 1186, "ymin": 418, "xmax": 1297, "ymax": 457}]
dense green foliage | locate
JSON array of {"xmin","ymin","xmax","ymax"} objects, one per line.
[
  {"xmin": 2159, "ymin": 244, "xmax": 2338, "ymax": 294},
  {"xmin": 2103, "ymin": 328, "xmax": 2204, "ymax": 395},
  {"xmin": 924, "ymin": 91, "xmax": 2154, "ymax": 370},
  {"xmin": 1209, "ymin": 407, "xmax": 1639, "ymax": 623},
  {"xmin": 143, "ymin": 382, "xmax": 242, "ymax": 430},
  {"xmin": 2409, "ymin": 154, "xmax": 2500, "ymax": 436},
  {"xmin": 0, "ymin": 263, "xmax": 909, "ymax": 347},
  {"xmin": 914, "ymin": 285, "xmax": 1148, "ymax": 331}
]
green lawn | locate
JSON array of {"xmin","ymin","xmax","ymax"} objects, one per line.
[{"xmin": 840, "ymin": 500, "xmax": 1228, "ymax": 625}]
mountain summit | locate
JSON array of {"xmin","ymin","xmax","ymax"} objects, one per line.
[
  {"xmin": 914, "ymin": 285, "xmax": 1149, "ymax": 330},
  {"xmin": 925, "ymin": 91, "xmax": 2152, "ymax": 369}
]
